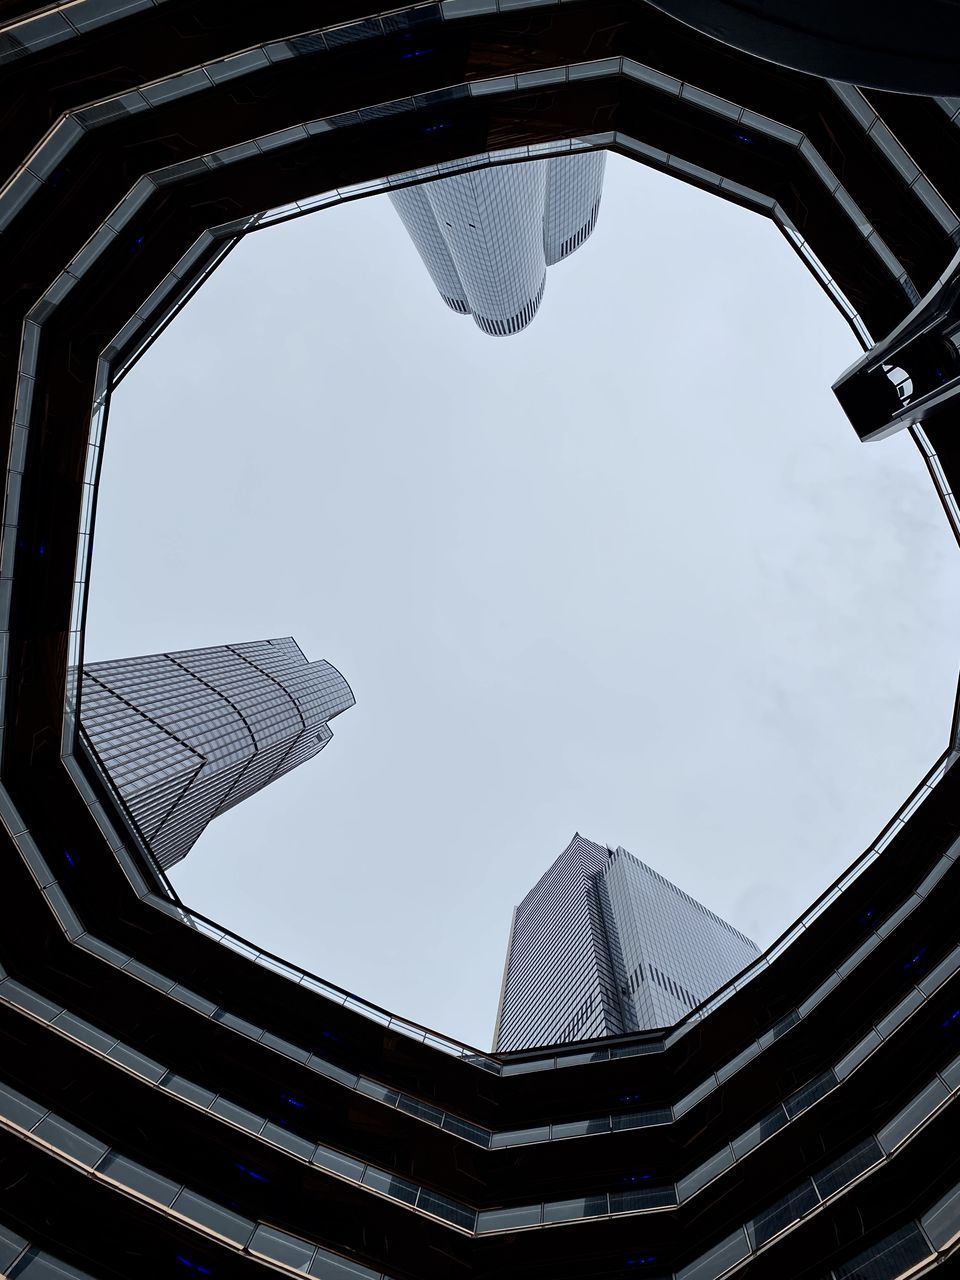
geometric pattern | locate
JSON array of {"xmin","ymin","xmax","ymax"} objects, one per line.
[
  {"xmin": 495, "ymin": 834, "xmax": 760, "ymax": 1050},
  {"xmin": 80, "ymin": 639, "xmax": 354, "ymax": 870}
]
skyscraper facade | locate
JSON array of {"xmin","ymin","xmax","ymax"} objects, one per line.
[
  {"xmin": 389, "ymin": 152, "xmax": 605, "ymax": 335},
  {"xmin": 494, "ymin": 833, "xmax": 760, "ymax": 1050},
  {"xmin": 78, "ymin": 638, "xmax": 354, "ymax": 871}
]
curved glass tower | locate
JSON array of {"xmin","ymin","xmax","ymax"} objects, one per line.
[
  {"xmin": 390, "ymin": 152, "xmax": 605, "ymax": 335},
  {"xmin": 78, "ymin": 638, "xmax": 354, "ymax": 871}
]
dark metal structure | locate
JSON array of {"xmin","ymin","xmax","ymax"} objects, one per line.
[
  {"xmin": 643, "ymin": 0, "xmax": 960, "ymax": 96},
  {"xmin": 1, "ymin": 2, "xmax": 960, "ymax": 1278}
]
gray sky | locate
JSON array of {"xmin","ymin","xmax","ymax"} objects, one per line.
[{"xmin": 86, "ymin": 154, "xmax": 960, "ymax": 1050}]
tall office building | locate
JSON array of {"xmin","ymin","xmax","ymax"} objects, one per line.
[
  {"xmin": 390, "ymin": 151, "xmax": 605, "ymax": 335},
  {"xmin": 494, "ymin": 833, "xmax": 760, "ymax": 1050},
  {"xmin": 78, "ymin": 638, "xmax": 354, "ymax": 871}
]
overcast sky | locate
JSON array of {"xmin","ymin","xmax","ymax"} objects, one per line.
[{"xmin": 85, "ymin": 154, "xmax": 960, "ymax": 1050}]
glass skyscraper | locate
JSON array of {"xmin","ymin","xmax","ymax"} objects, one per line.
[
  {"xmin": 494, "ymin": 833, "xmax": 760, "ymax": 1050},
  {"xmin": 78, "ymin": 638, "xmax": 354, "ymax": 871},
  {"xmin": 389, "ymin": 152, "xmax": 605, "ymax": 335}
]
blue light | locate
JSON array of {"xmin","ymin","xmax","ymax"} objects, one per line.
[
  {"xmin": 38, "ymin": 543, "xmax": 45, "ymax": 557},
  {"xmin": 942, "ymin": 1008, "xmax": 960, "ymax": 1027},
  {"xmin": 401, "ymin": 48, "xmax": 433, "ymax": 58},
  {"xmin": 424, "ymin": 122, "xmax": 449, "ymax": 133},
  {"xmin": 735, "ymin": 132, "xmax": 753, "ymax": 144},
  {"xmin": 284, "ymin": 1095, "xmax": 305, "ymax": 1108},
  {"xmin": 619, "ymin": 1093, "xmax": 642, "ymax": 1103},
  {"xmin": 903, "ymin": 947, "xmax": 927, "ymax": 970},
  {"xmin": 627, "ymin": 1256, "xmax": 657, "ymax": 1266},
  {"xmin": 175, "ymin": 1258, "xmax": 212, "ymax": 1275},
  {"xmin": 233, "ymin": 1162, "xmax": 269, "ymax": 1183},
  {"xmin": 319, "ymin": 1030, "xmax": 339, "ymax": 1042},
  {"xmin": 623, "ymin": 1174, "xmax": 652, "ymax": 1184},
  {"xmin": 64, "ymin": 851, "xmax": 75, "ymax": 867}
]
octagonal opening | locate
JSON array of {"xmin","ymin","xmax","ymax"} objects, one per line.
[{"xmin": 83, "ymin": 153, "xmax": 960, "ymax": 1049}]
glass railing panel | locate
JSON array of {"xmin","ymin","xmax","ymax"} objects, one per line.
[
  {"xmin": 312, "ymin": 1145, "xmax": 365, "ymax": 1182},
  {"xmin": 916, "ymin": 857, "xmax": 953, "ymax": 897},
  {"xmin": 715, "ymin": 1041, "xmax": 760, "ymax": 1084},
  {"xmin": 918, "ymin": 943, "xmax": 960, "ymax": 995},
  {"xmin": 0, "ymin": 1225, "xmax": 28, "ymax": 1273},
  {"xmin": 50, "ymin": 1011, "xmax": 116, "ymax": 1055},
  {"xmin": 835, "ymin": 1030, "xmax": 882, "ymax": 1080},
  {"xmin": 746, "ymin": 1178, "xmax": 818, "ymax": 1249},
  {"xmin": 500, "ymin": 1060, "xmax": 550, "ymax": 1076},
  {"xmin": 940, "ymin": 1051, "xmax": 960, "ymax": 1090},
  {"xmin": 106, "ymin": 1042, "xmax": 166, "ymax": 1082},
  {"xmin": 833, "ymin": 1223, "xmax": 933, "ymax": 1279},
  {"xmin": 674, "ymin": 1076, "xmax": 716, "ymax": 1118},
  {"xmin": 309, "ymin": 1057, "xmax": 359, "ymax": 1088},
  {"xmin": 167, "ymin": 984, "xmax": 217, "ymax": 1016},
  {"xmin": 610, "ymin": 1184, "xmax": 677, "ymax": 1212},
  {"xmin": 812, "ymin": 1137, "xmax": 883, "ymax": 1200},
  {"xmin": 797, "ymin": 969, "xmax": 842, "ymax": 1018},
  {"xmin": 32, "ymin": 1116, "xmax": 106, "ymax": 1167},
  {"xmin": 611, "ymin": 1107, "xmax": 672, "ymax": 1130},
  {"xmin": 259, "ymin": 1031, "xmax": 310, "ymax": 1064},
  {"xmin": 489, "ymin": 1126, "xmax": 550, "ymax": 1149},
  {"xmin": 0, "ymin": 1081, "xmax": 46, "ymax": 1130},
  {"xmin": 97, "ymin": 1152, "xmax": 180, "ymax": 1206},
  {"xmin": 250, "ymin": 1223, "xmax": 318, "ymax": 1270},
  {"xmin": 877, "ymin": 896, "xmax": 922, "ymax": 938},
  {"xmin": 415, "ymin": 1189, "xmax": 476, "ymax": 1231},
  {"xmin": 609, "ymin": 1041, "xmax": 663, "ymax": 1059},
  {"xmin": 355, "ymin": 1079, "xmax": 400, "ymax": 1107},
  {"xmin": 162, "ymin": 1073, "xmax": 216, "ymax": 1109},
  {"xmin": 10, "ymin": 1247, "xmax": 93, "ymax": 1280},
  {"xmin": 554, "ymin": 1051, "xmax": 599, "ymax": 1068},
  {"xmin": 678, "ymin": 1147, "xmax": 735, "ymax": 1202},
  {"xmin": 361, "ymin": 1168, "xmax": 418, "ymax": 1206},
  {"xmin": 876, "ymin": 988, "xmax": 924, "ymax": 1039},
  {"xmin": 440, "ymin": 1113, "xmax": 490, "ymax": 1145},
  {"xmin": 262, "ymin": 1123, "xmax": 314, "ymax": 1160},
  {"xmin": 783, "ymin": 1071, "xmax": 836, "ymax": 1119},
  {"xmin": 213, "ymin": 1009, "xmax": 261, "ymax": 1039},
  {"xmin": 217, "ymin": 931, "xmax": 261, "ymax": 962},
  {"xmin": 551, "ymin": 1117, "xmax": 611, "ymax": 1140},
  {"xmin": 385, "ymin": 1018, "xmax": 425, "ymax": 1043},
  {"xmin": 542, "ymin": 1194, "xmax": 609, "ymax": 1223},
  {"xmin": 676, "ymin": 1229, "xmax": 750, "ymax": 1280},
  {"xmin": 476, "ymin": 1204, "xmax": 543, "ymax": 1232},
  {"xmin": 731, "ymin": 1106, "xmax": 787, "ymax": 1159},
  {"xmin": 877, "ymin": 1078, "xmax": 950, "ymax": 1153},
  {"xmin": 921, "ymin": 1180, "xmax": 960, "ymax": 1250},
  {"xmin": 758, "ymin": 1009, "xmax": 799, "ymax": 1048},
  {"xmin": 209, "ymin": 1096, "xmax": 266, "ymax": 1135},
  {"xmin": 309, "ymin": 1248, "xmax": 381, "ymax": 1278},
  {"xmin": 396, "ymin": 1096, "xmax": 444, "ymax": 1126},
  {"xmin": 837, "ymin": 932, "xmax": 880, "ymax": 977},
  {"xmin": 170, "ymin": 1189, "xmax": 255, "ymax": 1246}
]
